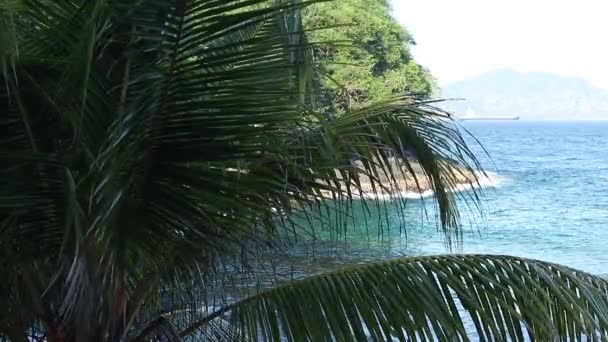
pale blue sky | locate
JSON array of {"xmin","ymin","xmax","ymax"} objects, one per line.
[{"xmin": 392, "ymin": 0, "xmax": 608, "ymax": 89}]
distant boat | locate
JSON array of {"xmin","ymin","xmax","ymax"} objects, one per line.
[{"xmin": 459, "ymin": 116, "xmax": 521, "ymax": 121}]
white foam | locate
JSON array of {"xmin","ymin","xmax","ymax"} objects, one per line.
[
  {"xmin": 453, "ymin": 171, "xmax": 504, "ymax": 191},
  {"xmin": 357, "ymin": 171, "xmax": 505, "ymax": 200}
]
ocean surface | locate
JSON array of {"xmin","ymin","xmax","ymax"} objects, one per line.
[
  {"xmin": 294, "ymin": 121, "xmax": 608, "ymax": 276},
  {"xmin": 453, "ymin": 120, "xmax": 608, "ymax": 275}
]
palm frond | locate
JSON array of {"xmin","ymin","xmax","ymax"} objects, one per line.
[
  {"xmin": 1, "ymin": 0, "xmax": 347, "ymax": 338},
  {"xmin": 187, "ymin": 255, "xmax": 608, "ymax": 341},
  {"xmin": 0, "ymin": 0, "xmax": 506, "ymax": 340},
  {"xmin": 294, "ymin": 98, "xmax": 483, "ymax": 242}
]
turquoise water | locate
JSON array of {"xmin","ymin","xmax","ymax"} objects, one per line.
[
  {"xmin": 294, "ymin": 121, "xmax": 608, "ymax": 276},
  {"xmin": 455, "ymin": 120, "xmax": 608, "ymax": 274}
]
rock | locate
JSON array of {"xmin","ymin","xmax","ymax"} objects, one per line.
[{"xmin": 318, "ymin": 158, "xmax": 478, "ymax": 199}]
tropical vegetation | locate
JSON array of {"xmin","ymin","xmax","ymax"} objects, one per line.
[
  {"xmin": 2, "ymin": 0, "xmax": 608, "ymax": 341},
  {"xmin": 303, "ymin": 0, "xmax": 435, "ymax": 112}
]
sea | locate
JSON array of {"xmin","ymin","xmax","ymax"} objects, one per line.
[
  {"xmin": 292, "ymin": 120, "xmax": 608, "ymax": 276},
  {"xmin": 445, "ymin": 120, "xmax": 608, "ymax": 275}
]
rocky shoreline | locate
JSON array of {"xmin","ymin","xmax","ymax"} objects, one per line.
[{"xmin": 319, "ymin": 159, "xmax": 481, "ymax": 199}]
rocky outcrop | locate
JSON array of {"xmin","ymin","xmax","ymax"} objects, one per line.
[{"xmin": 319, "ymin": 159, "xmax": 479, "ymax": 199}]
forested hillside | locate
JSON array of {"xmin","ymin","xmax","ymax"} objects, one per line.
[{"xmin": 303, "ymin": 0, "xmax": 435, "ymax": 112}]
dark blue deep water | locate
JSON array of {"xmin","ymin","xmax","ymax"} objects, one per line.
[{"xmin": 299, "ymin": 121, "xmax": 608, "ymax": 276}]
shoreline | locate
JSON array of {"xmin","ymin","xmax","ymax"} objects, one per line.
[
  {"xmin": 318, "ymin": 160, "xmax": 500, "ymax": 200},
  {"xmin": 355, "ymin": 171, "xmax": 500, "ymax": 200}
]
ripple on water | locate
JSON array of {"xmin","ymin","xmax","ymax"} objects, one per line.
[{"xmin": 297, "ymin": 122, "xmax": 608, "ymax": 276}]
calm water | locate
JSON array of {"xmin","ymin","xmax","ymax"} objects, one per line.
[
  {"xmin": 293, "ymin": 121, "xmax": 608, "ymax": 276},
  {"xmin": 455, "ymin": 120, "xmax": 608, "ymax": 274},
  {"xmin": 252, "ymin": 120, "xmax": 608, "ymax": 340},
  {"xmin": 425, "ymin": 120, "xmax": 608, "ymax": 338}
]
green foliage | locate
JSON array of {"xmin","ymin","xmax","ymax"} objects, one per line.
[
  {"xmin": 0, "ymin": 0, "xmax": 476, "ymax": 340},
  {"xmin": 304, "ymin": 0, "xmax": 435, "ymax": 111},
  {"xmin": 1, "ymin": 0, "xmax": 608, "ymax": 341},
  {"xmin": 227, "ymin": 255, "xmax": 608, "ymax": 341}
]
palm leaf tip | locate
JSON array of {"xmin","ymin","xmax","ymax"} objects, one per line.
[
  {"xmin": 186, "ymin": 255, "xmax": 608, "ymax": 341},
  {"xmin": 316, "ymin": 99, "xmax": 484, "ymax": 243}
]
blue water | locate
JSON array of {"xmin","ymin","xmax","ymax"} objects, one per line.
[
  {"xmin": 294, "ymin": 121, "xmax": 608, "ymax": 276},
  {"xmin": 455, "ymin": 120, "xmax": 608, "ymax": 274}
]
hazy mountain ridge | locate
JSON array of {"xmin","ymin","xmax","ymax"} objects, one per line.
[{"xmin": 440, "ymin": 69, "xmax": 608, "ymax": 120}]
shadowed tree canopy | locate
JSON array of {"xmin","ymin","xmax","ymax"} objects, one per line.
[{"xmin": 304, "ymin": 0, "xmax": 435, "ymax": 111}]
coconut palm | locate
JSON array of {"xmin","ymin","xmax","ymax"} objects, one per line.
[{"xmin": 1, "ymin": 0, "xmax": 608, "ymax": 341}]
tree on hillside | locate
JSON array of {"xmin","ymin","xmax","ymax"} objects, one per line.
[
  {"xmin": 304, "ymin": 0, "xmax": 435, "ymax": 112},
  {"xmin": 2, "ymin": 0, "xmax": 608, "ymax": 341}
]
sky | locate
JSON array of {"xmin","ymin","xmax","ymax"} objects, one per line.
[{"xmin": 392, "ymin": 0, "xmax": 608, "ymax": 90}]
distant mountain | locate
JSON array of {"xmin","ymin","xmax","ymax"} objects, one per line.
[{"xmin": 440, "ymin": 69, "xmax": 608, "ymax": 120}]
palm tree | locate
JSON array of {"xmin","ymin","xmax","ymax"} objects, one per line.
[{"xmin": 1, "ymin": 0, "xmax": 608, "ymax": 341}]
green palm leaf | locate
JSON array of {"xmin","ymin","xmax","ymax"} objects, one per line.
[
  {"xmin": 186, "ymin": 255, "xmax": 608, "ymax": 341},
  {"xmin": 3, "ymin": 0, "xmax": 605, "ymax": 341}
]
